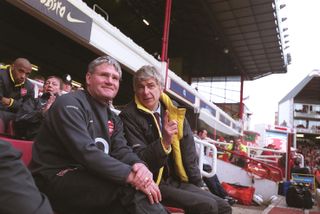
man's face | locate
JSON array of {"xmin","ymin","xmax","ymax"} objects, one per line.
[
  {"xmin": 12, "ymin": 63, "xmax": 32, "ymax": 84},
  {"xmin": 135, "ymin": 77, "xmax": 162, "ymax": 111},
  {"xmin": 199, "ymin": 130, "xmax": 208, "ymax": 140},
  {"xmin": 63, "ymin": 83, "xmax": 72, "ymax": 93},
  {"xmin": 86, "ymin": 63, "xmax": 120, "ymax": 103},
  {"xmin": 43, "ymin": 77, "xmax": 61, "ymax": 95}
]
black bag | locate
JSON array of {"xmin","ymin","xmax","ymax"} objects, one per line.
[{"xmin": 286, "ymin": 184, "xmax": 313, "ymax": 209}]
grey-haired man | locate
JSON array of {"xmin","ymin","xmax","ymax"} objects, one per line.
[{"xmin": 30, "ymin": 56, "xmax": 168, "ymax": 214}]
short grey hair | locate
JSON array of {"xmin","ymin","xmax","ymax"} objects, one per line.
[
  {"xmin": 87, "ymin": 55, "xmax": 122, "ymax": 79},
  {"xmin": 133, "ymin": 65, "xmax": 164, "ymax": 91}
]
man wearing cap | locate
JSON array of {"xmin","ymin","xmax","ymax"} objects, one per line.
[
  {"xmin": 62, "ymin": 74, "xmax": 73, "ymax": 93},
  {"xmin": 0, "ymin": 58, "xmax": 34, "ymax": 132}
]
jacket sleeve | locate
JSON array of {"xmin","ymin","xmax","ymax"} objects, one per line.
[
  {"xmin": 15, "ymin": 98, "xmax": 43, "ymax": 124},
  {"xmin": 120, "ymin": 111, "xmax": 169, "ymax": 174},
  {"xmin": 0, "ymin": 140, "xmax": 53, "ymax": 214},
  {"xmin": 0, "ymin": 74, "xmax": 4, "ymax": 98},
  {"xmin": 109, "ymin": 114, "xmax": 144, "ymax": 166},
  {"xmin": 47, "ymin": 95, "xmax": 133, "ymax": 184},
  {"xmin": 180, "ymin": 119, "xmax": 203, "ymax": 186},
  {"xmin": 11, "ymin": 83, "xmax": 34, "ymax": 112}
]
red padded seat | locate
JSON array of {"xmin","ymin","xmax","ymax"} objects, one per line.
[{"xmin": 0, "ymin": 135, "xmax": 33, "ymax": 166}]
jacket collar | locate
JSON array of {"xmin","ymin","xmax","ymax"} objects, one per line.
[{"xmin": 9, "ymin": 66, "xmax": 25, "ymax": 87}]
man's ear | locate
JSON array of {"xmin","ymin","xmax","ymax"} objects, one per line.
[{"xmin": 85, "ymin": 72, "xmax": 91, "ymax": 86}]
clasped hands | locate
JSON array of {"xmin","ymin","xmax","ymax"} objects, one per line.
[{"xmin": 126, "ymin": 163, "xmax": 161, "ymax": 204}]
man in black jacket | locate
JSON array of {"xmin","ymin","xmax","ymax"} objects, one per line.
[
  {"xmin": 0, "ymin": 58, "xmax": 34, "ymax": 132},
  {"xmin": 120, "ymin": 65, "xmax": 231, "ymax": 214},
  {"xmin": 30, "ymin": 56, "xmax": 168, "ymax": 214},
  {"xmin": 14, "ymin": 76, "xmax": 62, "ymax": 140}
]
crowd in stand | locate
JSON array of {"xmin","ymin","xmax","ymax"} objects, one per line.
[
  {"xmin": 0, "ymin": 56, "xmax": 233, "ymax": 214},
  {"xmin": 296, "ymin": 142, "xmax": 320, "ymax": 174}
]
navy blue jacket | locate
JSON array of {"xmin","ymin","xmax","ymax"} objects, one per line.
[{"xmin": 0, "ymin": 67, "xmax": 34, "ymax": 113}]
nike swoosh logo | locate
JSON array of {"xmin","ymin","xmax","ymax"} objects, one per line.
[{"xmin": 66, "ymin": 12, "xmax": 85, "ymax": 23}]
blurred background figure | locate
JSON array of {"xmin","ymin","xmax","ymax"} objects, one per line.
[
  {"xmin": 0, "ymin": 58, "xmax": 34, "ymax": 134},
  {"xmin": 14, "ymin": 76, "xmax": 62, "ymax": 140},
  {"xmin": 62, "ymin": 74, "xmax": 72, "ymax": 93}
]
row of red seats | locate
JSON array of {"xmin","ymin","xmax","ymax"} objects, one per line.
[{"xmin": 0, "ymin": 134, "xmax": 184, "ymax": 214}]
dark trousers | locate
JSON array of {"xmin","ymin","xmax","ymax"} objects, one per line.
[
  {"xmin": 34, "ymin": 168, "xmax": 168, "ymax": 214},
  {"xmin": 0, "ymin": 110, "xmax": 16, "ymax": 133},
  {"xmin": 0, "ymin": 140, "xmax": 53, "ymax": 214},
  {"xmin": 202, "ymin": 164, "xmax": 228, "ymax": 199},
  {"xmin": 160, "ymin": 178, "xmax": 231, "ymax": 214}
]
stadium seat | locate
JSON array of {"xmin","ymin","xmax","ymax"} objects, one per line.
[
  {"xmin": 0, "ymin": 135, "xmax": 185, "ymax": 213},
  {"xmin": 0, "ymin": 135, "xmax": 33, "ymax": 166}
]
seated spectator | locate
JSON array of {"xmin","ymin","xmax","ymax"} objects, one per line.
[
  {"xmin": 29, "ymin": 56, "xmax": 167, "ymax": 214},
  {"xmin": 0, "ymin": 139, "xmax": 53, "ymax": 213},
  {"xmin": 226, "ymin": 138, "xmax": 247, "ymax": 167},
  {"xmin": 198, "ymin": 128, "xmax": 209, "ymax": 140},
  {"xmin": 14, "ymin": 76, "xmax": 62, "ymax": 140},
  {"xmin": 120, "ymin": 65, "xmax": 231, "ymax": 214},
  {"xmin": 291, "ymin": 158, "xmax": 310, "ymax": 175},
  {"xmin": 0, "ymin": 58, "xmax": 34, "ymax": 132},
  {"xmin": 197, "ymin": 128, "xmax": 210, "ymax": 154},
  {"xmin": 196, "ymin": 129, "xmax": 236, "ymax": 205}
]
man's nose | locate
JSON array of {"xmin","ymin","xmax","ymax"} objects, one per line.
[
  {"xmin": 104, "ymin": 76, "xmax": 114, "ymax": 83},
  {"xmin": 142, "ymin": 87, "xmax": 150, "ymax": 94}
]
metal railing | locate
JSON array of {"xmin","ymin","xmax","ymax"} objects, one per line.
[{"xmin": 194, "ymin": 137, "xmax": 217, "ymax": 178}]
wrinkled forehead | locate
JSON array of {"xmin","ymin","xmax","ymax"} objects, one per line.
[{"xmin": 45, "ymin": 77, "xmax": 61, "ymax": 84}]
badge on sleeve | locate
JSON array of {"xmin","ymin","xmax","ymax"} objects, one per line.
[
  {"xmin": 21, "ymin": 88, "xmax": 27, "ymax": 96},
  {"xmin": 108, "ymin": 120, "xmax": 114, "ymax": 136}
]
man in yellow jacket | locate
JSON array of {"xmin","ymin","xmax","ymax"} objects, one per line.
[{"xmin": 120, "ymin": 65, "xmax": 231, "ymax": 214}]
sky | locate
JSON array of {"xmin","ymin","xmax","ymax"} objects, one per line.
[
  {"xmin": 243, "ymin": 0, "xmax": 320, "ymax": 128},
  {"xmin": 191, "ymin": 0, "xmax": 320, "ymax": 129}
]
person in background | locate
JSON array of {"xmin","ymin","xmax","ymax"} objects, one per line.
[
  {"xmin": 226, "ymin": 138, "xmax": 247, "ymax": 167},
  {"xmin": 0, "ymin": 139, "xmax": 53, "ymax": 214},
  {"xmin": 120, "ymin": 65, "xmax": 231, "ymax": 214},
  {"xmin": 198, "ymin": 128, "xmax": 208, "ymax": 140},
  {"xmin": 0, "ymin": 58, "xmax": 34, "ymax": 132},
  {"xmin": 29, "ymin": 56, "xmax": 168, "ymax": 214},
  {"xmin": 14, "ymin": 76, "xmax": 63, "ymax": 140},
  {"xmin": 61, "ymin": 74, "xmax": 73, "ymax": 93},
  {"xmin": 197, "ymin": 129, "xmax": 237, "ymax": 205},
  {"xmin": 291, "ymin": 158, "xmax": 310, "ymax": 175}
]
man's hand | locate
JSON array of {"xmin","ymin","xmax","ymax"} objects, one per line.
[
  {"xmin": 126, "ymin": 164, "xmax": 161, "ymax": 204},
  {"xmin": 1, "ymin": 97, "xmax": 11, "ymax": 106},
  {"xmin": 140, "ymin": 181, "xmax": 162, "ymax": 204},
  {"xmin": 131, "ymin": 163, "xmax": 153, "ymax": 189},
  {"xmin": 126, "ymin": 163, "xmax": 153, "ymax": 190},
  {"xmin": 162, "ymin": 110, "xmax": 178, "ymax": 148},
  {"xmin": 42, "ymin": 94, "xmax": 56, "ymax": 113}
]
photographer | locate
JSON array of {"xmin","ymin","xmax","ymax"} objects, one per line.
[{"xmin": 14, "ymin": 76, "xmax": 62, "ymax": 140}]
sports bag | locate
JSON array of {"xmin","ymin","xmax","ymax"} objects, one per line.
[
  {"xmin": 286, "ymin": 184, "xmax": 313, "ymax": 209},
  {"xmin": 221, "ymin": 182, "xmax": 255, "ymax": 205}
]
